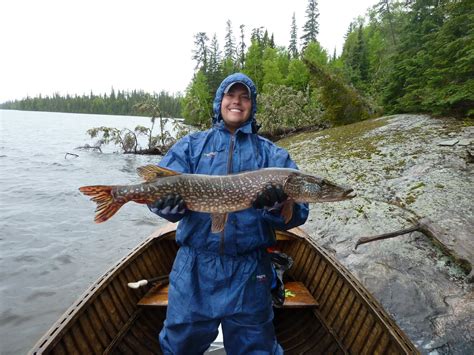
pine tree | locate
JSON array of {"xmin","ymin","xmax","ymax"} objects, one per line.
[
  {"xmin": 375, "ymin": 0, "xmax": 397, "ymax": 45},
  {"xmin": 289, "ymin": 13, "xmax": 299, "ymax": 59},
  {"xmin": 238, "ymin": 24, "xmax": 246, "ymax": 68},
  {"xmin": 208, "ymin": 34, "xmax": 223, "ymax": 95},
  {"xmin": 301, "ymin": 0, "xmax": 320, "ymax": 49},
  {"xmin": 383, "ymin": 0, "xmax": 448, "ymax": 112},
  {"xmin": 224, "ymin": 20, "xmax": 236, "ymax": 61},
  {"xmin": 192, "ymin": 32, "xmax": 209, "ymax": 71}
]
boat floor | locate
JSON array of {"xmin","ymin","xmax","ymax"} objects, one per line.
[{"xmin": 112, "ymin": 308, "xmax": 341, "ymax": 354}]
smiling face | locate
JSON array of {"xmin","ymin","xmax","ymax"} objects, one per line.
[{"xmin": 220, "ymin": 83, "xmax": 252, "ymax": 133}]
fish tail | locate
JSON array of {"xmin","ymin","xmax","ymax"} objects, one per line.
[{"xmin": 79, "ymin": 185, "xmax": 124, "ymax": 223}]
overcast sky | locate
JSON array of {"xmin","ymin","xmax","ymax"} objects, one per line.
[{"xmin": 0, "ymin": 0, "xmax": 377, "ymax": 103}]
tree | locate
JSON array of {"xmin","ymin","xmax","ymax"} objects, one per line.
[
  {"xmin": 208, "ymin": 34, "xmax": 223, "ymax": 94},
  {"xmin": 374, "ymin": 0, "xmax": 397, "ymax": 46},
  {"xmin": 288, "ymin": 13, "xmax": 299, "ymax": 59},
  {"xmin": 87, "ymin": 126, "xmax": 139, "ymax": 153},
  {"xmin": 381, "ymin": 0, "xmax": 473, "ymax": 116},
  {"xmin": 262, "ymin": 47, "xmax": 284, "ymax": 92},
  {"xmin": 134, "ymin": 101, "xmax": 172, "ymax": 149},
  {"xmin": 286, "ymin": 59, "xmax": 309, "ymax": 92},
  {"xmin": 224, "ymin": 20, "xmax": 236, "ymax": 62},
  {"xmin": 257, "ymin": 84, "xmax": 313, "ymax": 135},
  {"xmin": 238, "ymin": 24, "xmax": 246, "ymax": 68},
  {"xmin": 301, "ymin": 0, "xmax": 320, "ymax": 49},
  {"xmin": 342, "ymin": 23, "xmax": 370, "ymax": 90},
  {"xmin": 192, "ymin": 32, "xmax": 209, "ymax": 71},
  {"xmin": 243, "ymin": 39, "xmax": 264, "ymax": 92},
  {"xmin": 304, "ymin": 58, "xmax": 372, "ymax": 125},
  {"xmin": 182, "ymin": 71, "xmax": 212, "ymax": 129},
  {"xmin": 302, "ymin": 41, "xmax": 328, "ymax": 68}
]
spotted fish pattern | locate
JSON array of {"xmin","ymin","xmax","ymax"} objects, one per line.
[{"xmin": 79, "ymin": 165, "xmax": 355, "ymax": 231}]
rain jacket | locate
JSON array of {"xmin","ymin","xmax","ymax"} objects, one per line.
[
  {"xmin": 152, "ymin": 73, "xmax": 308, "ymax": 355},
  {"xmin": 153, "ymin": 73, "xmax": 309, "ymax": 254}
]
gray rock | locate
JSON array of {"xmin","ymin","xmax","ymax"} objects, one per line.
[
  {"xmin": 458, "ymin": 139, "xmax": 472, "ymax": 146},
  {"xmin": 438, "ymin": 139, "xmax": 459, "ymax": 146},
  {"xmin": 279, "ymin": 114, "xmax": 474, "ymax": 354}
]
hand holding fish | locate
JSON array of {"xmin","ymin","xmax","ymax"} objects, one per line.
[
  {"xmin": 79, "ymin": 165, "xmax": 355, "ymax": 233},
  {"xmin": 149, "ymin": 193, "xmax": 186, "ymax": 216},
  {"xmin": 252, "ymin": 184, "xmax": 288, "ymax": 212}
]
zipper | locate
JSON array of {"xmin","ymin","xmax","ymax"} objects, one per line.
[{"xmin": 220, "ymin": 133, "xmax": 235, "ymax": 255}]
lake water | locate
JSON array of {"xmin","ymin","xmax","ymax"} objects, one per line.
[{"xmin": 0, "ymin": 110, "xmax": 173, "ymax": 354}]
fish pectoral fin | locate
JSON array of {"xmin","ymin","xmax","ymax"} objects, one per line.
[
  {"xmin": 211, "ymin": 213, "xmax": 228, "ymax": 233},
  {"xmin": 136, "ymin": 165, "xmax": 181, "ymax": 182},
  {"xmin": 281, "ymin": 199, "xmax": 295, "ymax": 224}
]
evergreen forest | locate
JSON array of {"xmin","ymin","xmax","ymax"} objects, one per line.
[
  {"xmin": 0, "ymin": 89, "xmax": 183, "ymax": 119},
  {"xmin": 1, "ymin": 0, "xmax": 472, "ymax": 133},
  {"xmin": 183, "ymin": 0, "xmax": 473, "ymax": 133}
]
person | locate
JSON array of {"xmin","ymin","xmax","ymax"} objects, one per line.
[{"xmin": 149, "ymin": 73, "xmax": 309, "ymax": 355}]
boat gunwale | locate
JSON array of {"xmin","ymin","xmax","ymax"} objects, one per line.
[
  {"xmin": 280, "ymin": 228, "xmax": 418, "ymax": 354},
  {"xmin": 29, "ymin": 223, "xmax": 177, "ymax": 354}
]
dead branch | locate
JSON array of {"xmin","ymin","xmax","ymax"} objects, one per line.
[
  {"xmin": 65, "ymin": 152, "xmax": 79, "ymax": 159},
  {"xmin": 355, "ymin": 223, "xmax": 421, "ymax": 249},
  {"xmin": 354, "ymin": 218, "xmax": 446, "ymax": 249}
]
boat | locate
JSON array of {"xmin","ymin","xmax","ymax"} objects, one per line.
[{"xmin": 30, "ymin": 224, "xmax": 419, "ymax": 354}]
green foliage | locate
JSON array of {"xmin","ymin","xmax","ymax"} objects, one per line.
[
  {"xmin": 302, "ymin": 41, "xmax": 328, "ymax": 68},
  {"xmin": 342, "ymin": 24, "xmax": 370, "ymax": 91},
  {"xmin": 369, "ymin": 0, "xmax": 474, "ymax": 116},
  {"xmin": 180, "ymin": 1, "xmax": 472, "ymax": 135},
  {"xmin": 86, "ymin": 99, "xmax": 190, "ymax": 154},
  {"xmin": 87, "ymin": 126, "xmax": 138, "ymax": 153},
  {"xmin": 242, "ymin": 39, "xmax": 264, "ymax": 92},
  {"xmin": 286, "ymin": 59, "xmax": 310, "ymax": 92},
  {"xmin": 257, "ymin": 84, "xmax": 315, "ymax": 135},
  {"xmin": 262, "ymin": 48, "xmax": 285, "ymax": 92},
  {"xmin": 182, "ymin": 71, "xmax": 213, "ymax": 129},
  {"xmin": 304, "ymin": 59, "xmax": 372, "ymax": 125}
]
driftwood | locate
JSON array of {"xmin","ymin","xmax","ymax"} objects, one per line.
[
  {"xmin": 75, "ymin": 144, "xmax": 102, "ymax": 153},
  {"xmin": 64, "ymin": 152, "xmax": 79, "ymax": 159},
  {"xmin": 355, "ymin": 218, "xmax": 445, "ymax": 249},
  {"xmin": 355, "ymin": 218, "xmax": 473, "ymax": 281}
]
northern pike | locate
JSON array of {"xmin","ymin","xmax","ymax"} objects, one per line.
[{"xmin": 79, "ymin": 165, "xmax": 355, "ymax": 232}]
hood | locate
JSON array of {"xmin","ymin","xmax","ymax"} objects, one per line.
[{"xmin": 212, "ymin": 73, "xmax": 259, "ymax": 133}]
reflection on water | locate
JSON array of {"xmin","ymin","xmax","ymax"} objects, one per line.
[{"xmin": 0, "ymin": 110, "xmax": 173, "ymax": 354}]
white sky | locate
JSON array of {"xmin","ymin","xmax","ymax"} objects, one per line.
[{"xmin": 0, "ymin": 0, "xmax": 377, "ymax": 103}]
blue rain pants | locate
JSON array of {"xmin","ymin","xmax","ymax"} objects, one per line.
[{"xmin": 159, "ymin": 247, "xmax": 283, "ymax": 355}]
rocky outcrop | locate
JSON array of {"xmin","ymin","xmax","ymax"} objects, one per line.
[{"xmin": 280, "ymin": 114, "xmax": 474, "ymax": 354}]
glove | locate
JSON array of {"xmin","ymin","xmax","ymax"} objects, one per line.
[
  {"xmin": 149, "ymin": 193, "xmax": 186, "ymax": 215},
  {"xmin": 252, "ymin": 184, "xmax": 288, "ymax": 211}
]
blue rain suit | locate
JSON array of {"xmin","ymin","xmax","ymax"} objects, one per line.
[{"xmin": 152, "ymin": 73, "xmax": 309, "ymax": 354}]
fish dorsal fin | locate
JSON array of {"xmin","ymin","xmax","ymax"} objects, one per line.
[
  {"xmin": 136, "ymin": 165, "xmax": 180, "ymax": 182},
  {"xmin": 211, "ymin": 213, "xmax": 228, "ymax": 233}
]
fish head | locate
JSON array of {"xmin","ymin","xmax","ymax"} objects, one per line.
[{"xmin": 284, "ymin": 172, "xmax": 356, "ymax": 203}]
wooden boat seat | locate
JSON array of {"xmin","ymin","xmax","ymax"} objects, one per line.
[{"xmin": 137, "ymin": 281, "xmax": 318, "ymax": 308}]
